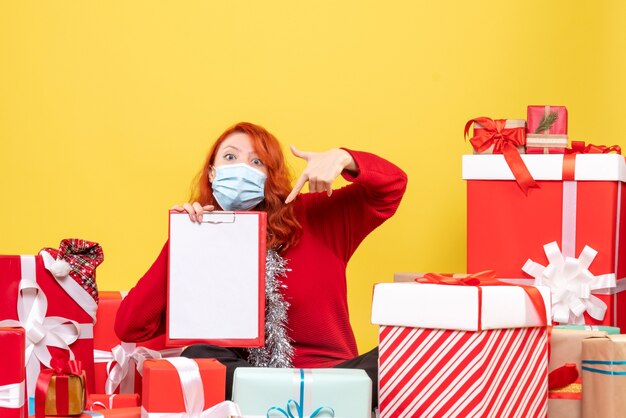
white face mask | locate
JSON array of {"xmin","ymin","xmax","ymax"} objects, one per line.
[{"xmin": 211, "ymin": 163, "xmax": 267, "ymax": 211}]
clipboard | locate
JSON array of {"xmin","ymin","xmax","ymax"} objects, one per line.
[{"xmin": 166, "ymin": 210, "xmax": 267, "ymax": 347}]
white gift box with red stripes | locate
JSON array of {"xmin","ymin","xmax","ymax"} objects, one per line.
[{"xmin": 371, "ymin": 282, "xmax": 552, "ymax": 418}]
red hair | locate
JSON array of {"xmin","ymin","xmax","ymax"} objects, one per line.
[{"xmin": 191, "ymin": 122, "xmax": 302, "ymax": 253}]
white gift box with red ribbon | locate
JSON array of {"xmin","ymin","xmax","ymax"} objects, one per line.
[
  {"xmin": 371, "ymin": 280, "xmax": 550, "ymax": 418},
  {"xmin": 464, "ymin": 153, "xmax": 626, "ymax": 328}
]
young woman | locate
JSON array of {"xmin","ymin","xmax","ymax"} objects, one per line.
[{"xmin": 115, "ymin": 122, "xmax": 407, "ymax": 405}]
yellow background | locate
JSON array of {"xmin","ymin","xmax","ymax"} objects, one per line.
[{"xmin": 1, "ymin": 1, "xmax": 625, "ymax": 352}]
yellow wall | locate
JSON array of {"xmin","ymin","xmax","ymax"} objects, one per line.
[{"xmin": 1, "ymin": 1, "xmax": 625, "ymax": 352}]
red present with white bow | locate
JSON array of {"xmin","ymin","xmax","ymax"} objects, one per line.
[
  {"xmin": 371, "ymin": 276, "xmax": 551, "ymax": 418},
  {"xmin": 0, "ymin": 327, "xmax": 26, "ymax": 418},
  {"xmin": 93, "ymin": 291, "xmax": 182, "ymax": 396},
  {"xmin": 463, "ymin": 152, "xmax": 626, "ymax": 329},
  {"xmin": 0, "ymin": 240, "xmax": 103, "ymax": 400},
  {"xmin": 141, "ymin": 357, "xmax": 240, "ymax": 418}
]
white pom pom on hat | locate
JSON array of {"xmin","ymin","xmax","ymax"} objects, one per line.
[{"xmin": 49, "ymin": 258, "xmax": 71, "ymax": 278}]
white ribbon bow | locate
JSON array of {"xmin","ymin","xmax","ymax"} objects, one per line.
[
  {"xmin": 0, "ymin": 255, "xmax": 83, "ymax": 397},
  {"xmin": 522, "ymin": 241, "xmax": 616, "ymax": 324},
  {"xmin": 0, "ymin": 381, "xmax": 25, "ymax": 409},
  {"xmin": 94, "ymin": 343, "xmax": 182, "ymax": 394},
  {"xmin": 141, "ymin": 357, "xmax": 242, "ymax": 418}
]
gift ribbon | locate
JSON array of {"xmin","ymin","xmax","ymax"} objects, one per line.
[
  {"xmin": 548, "ymin": 363, "xmax": 578, "ymax": 390},
  {"xmin": 0, "ymin": 256, "xmax": 88, "ymax": 397},
  {"xmin": 94, "ymin": 343, "xmax": 183, "ymax": 394},
  {"xmin": 465, "ymin": 117, "xmax": 538, "ymax": 194},
  {"xmin": 581, "ymin": 360, "xmax": 626, "ymax": 375},
  {"xmin": 142, "ymin": 357, "xmax": 242, "ymax": 418},
  {"xmin": 566, "ymin": 141, "xmax": 622, "ymax": 155},
  {"xmin": 417, "ymin": 270, "xmax": 548, "ymax": 331},
  {"xmin": 522, "ymin": 242, "xmax": 616, "ymax": 324},
  {"xmin": 0, "ymin": 381, "xmax": 25, "ymax": 409},
  {"xmin": 266, "ymin": 369, "xmax": 335, "ymax": 418},
  {"xmin": 35, "ymin": 359, "xmax": 86, "ymax": 418},
  {"xmin": 88, "ymin": 394, "xmax": 117, "ymax": 410},
  {"xmin": 520, "ymin": 151, "xmax": 620, "ymax": 324}
]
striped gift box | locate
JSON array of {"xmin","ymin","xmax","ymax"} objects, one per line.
[{"xmin": 372, "ymin": 281, "xmax": 551, "ymax": 418}]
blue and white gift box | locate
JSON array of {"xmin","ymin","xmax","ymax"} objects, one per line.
[{"xmin": 232, "ymin": 368, "xmax": 372, "ymax": 418}]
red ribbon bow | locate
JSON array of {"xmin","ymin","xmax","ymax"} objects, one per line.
[
  {"xmin": 566, "ymin": 141, "xmax": 622, "ymax": 155},
  {"xmin": 35, "ymin": 359, "xmax": 86, "ymax": 418},
  {"xmin": 416, "ymin": 270, "xmax": 548, "ymax": 331},
  {"xmin": 465, "ymin": 117, "xmax": 538, "ymax": 194},
  {"xmin": 548, "ymin": 363, "xmax": 579, "ymax": 391}
]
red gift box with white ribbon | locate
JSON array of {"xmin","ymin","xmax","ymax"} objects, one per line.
[
  {"xmin": 0, "ymin": 241, "xmax": 102, "ymax": 399},
  {"xmin": 463, "ymin": 152, "xmax": 626, "ymax": 329},
  {"xmin": 0, "ymin": 327, "xmax": 26, "ymax": 418},
  {"xmin": 142, "ymin": 357, "xmax": 240, "ymax": 418},
  {"xmin": 371, "ymin": 276, "xmax": 551, "ymax": 418},
  {"xmin": 93, "ymin": 291, "xmax": 182, "ymax": 396}
]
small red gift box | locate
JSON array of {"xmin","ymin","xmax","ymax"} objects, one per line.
[
  {"xmin": 463, "ymin": 152, "xmax": 626, "ymax": 329},
  {"xmin": 0, "ymin": 240, "xmax": 103, "ymax": 398},
  {"xmin": 0, "ymin": 327, "xmax": 26, "ymax": 418},
  {"xmin": 86, "ymin": 394, "xmax": 140, "ymax": 410},
  {"xmin": 93, "ymin": 291, "xmax": 182, "ymax": 395},
  {"xmin": 527, "ymin": 105, "xmax": 568, "ymax": 135},
  {"xmin": 371, "ymin": 276, "xmax": 550, "ymax": 418},
  {"xmin": 142, "ymin": 358, "xmax": 230, "ymax": 417},
  {"xmin": 526, "ymin": 105, "xmax": 569, "ymax": 154}
]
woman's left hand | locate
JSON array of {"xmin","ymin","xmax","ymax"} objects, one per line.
[{"xmin": 285, "ymin": 145, "xmax": 357, "ymax": 204}]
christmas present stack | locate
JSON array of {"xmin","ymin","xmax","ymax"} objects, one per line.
[
  {"xmin": 232, "ymin": 368, "xmax": 372, "ymax": 418},
  {"xmin": 0, "ymin": 239, "xmax": 103, "ymax": 415},
  {"xmin": 93, "ymin": 291, "xmax": 182, "ymax": 397},
  {"xmin": 463, "ymin": 106, "xmax": 625, "ymax": 330},
  {"xmin": 463, "ymin": 106, "xmax": 626, "ymax": 417},
  {"xmin": 371, "ymin": 271, "xmax": 551, "ymax": 418}
]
